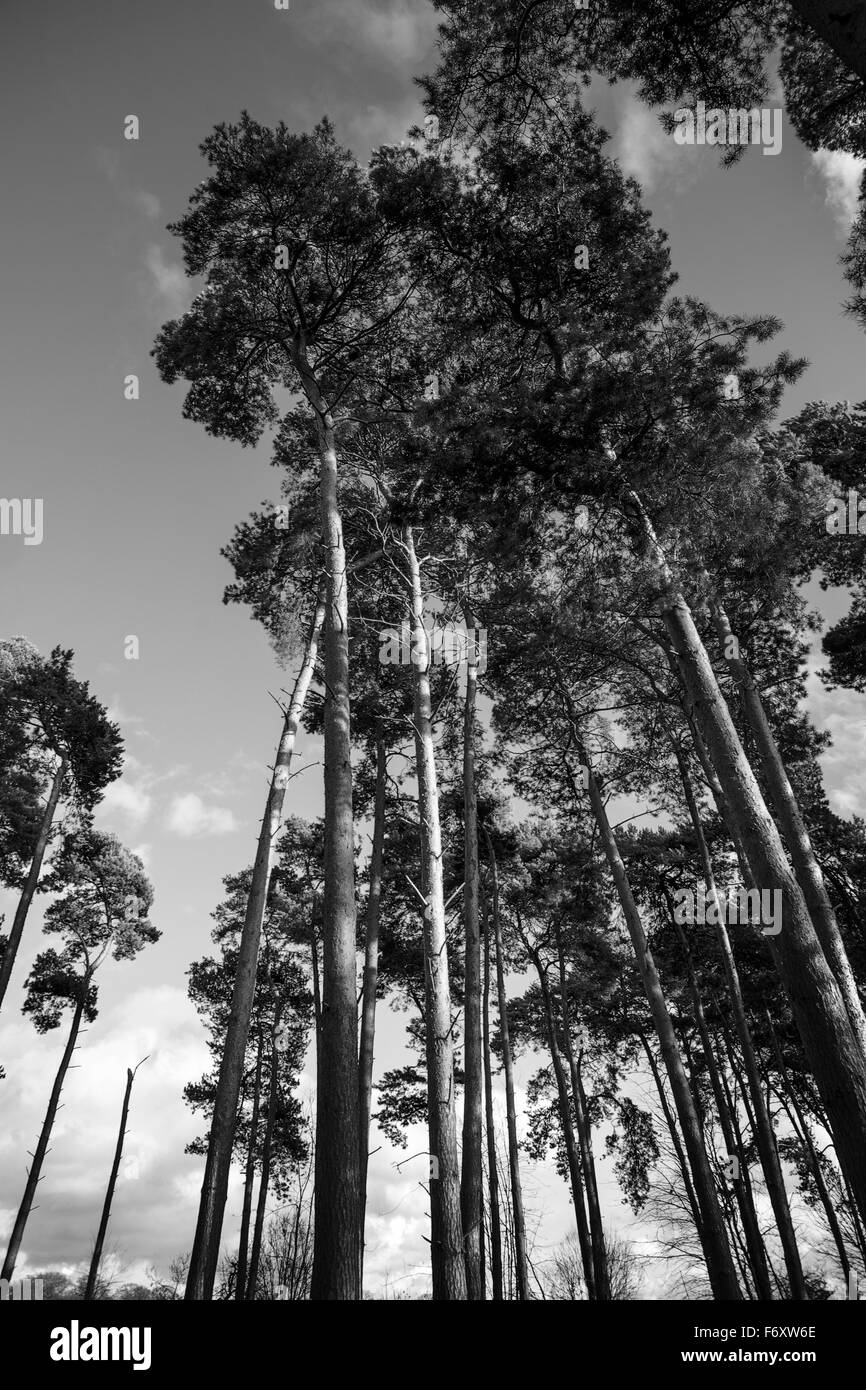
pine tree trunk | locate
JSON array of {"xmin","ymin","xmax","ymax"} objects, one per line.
[
  {"xmin": 460, "ymin": 615, "xmax": 484, "ymax": 1299},
  {"xmin": 85, "ymin": 1064, "xmax": 138, "ymax": 1300},
  {"xmin": 484, "ymin": 827, "xmax": 530, "ymax": 1300},
  {"xmin": 0, "ymin": 755, "xmax": 67, "ymax": 1013},
  {"xmin": 765, "ymin": 1013, "xmax": 851, "ymax": 1288},
  {"xmin": 481, "ymin": 882, "xmax": 504, "ymax": 1301},
  {"xmin": 185, "ymin": 590, "xmax": 326, "ymax": 1301},
  {"xmin": 404, "ymin": 524, "xmax": 466, "ymax": 1300},
  {"xmin": 246, "ymin": 1014, "xmax": 282, "ymax": 1300},
  {"xmin": 306, "ymin": 389, "xmax": 361, "ymax": 1302},
  {"xmin": 2, "ymin": 990, "xmax": 85, "ymax": 1281},
  {"xmin": 236, "ymin": 1034, "xmax": 263, "ymax": 1302},
  {"xmin": 711, "ymin": 597, "xmax": 866, "ymax": 1065},
  {"xmin": 675, "ymin": 751, "xmax": 806, "ymax": 1298},
  {"xmin": 627, "ymin": 492, "xmax": 866, "ymax": 1227},
  {"xmin": 555, "ymin": 928, "xmax": 610, "ymax": 1298},
  {"xmin": 533, "ymin": 948, "xmax": 596, "ymax": 1298},
  {"xmin": 670, "ymin": 910, "xmax": 773, "ymax": 1300},
  {"xmin": 638, "ymin": 1030, "xmax": 704, "ymax": 1239},
  {"xmin": 358, "ymin": 735, "xmax": 386, "ymax": 1289},
  {"xmin": 572, "ymin": 730, "xmax": 741, "ymax": 1299}
]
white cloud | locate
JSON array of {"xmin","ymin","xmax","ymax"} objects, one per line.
[
  {"xmin": 97, "ymin": 779, "xmax": 152, "ymax": 827},
  {"xmin": 612, "ymin": 89, "xmax": 702, "ymax": 194},
  {"xmin": 143, "ymin": 244, "xmax": 190, "ymax": 318},
  {"xmin": 810, "ymin": 149, "xmax": 865, "ymax": 236},
  {"xmin": 166, "ymin": 792, "xmax": 238, "ymax": 838}
]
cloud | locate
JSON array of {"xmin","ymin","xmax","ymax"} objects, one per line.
[
  {"xmin": 804, "ymin": 648, "xmax": 866, "ymax": 820},
  {"xmin": 130, "ymin": 188, "xmax": 161, "ymax": 220},
  {"xmin": 96, "ymin": 779, "xmax": 152, "ymax": 828},
  {"xmin": 611, "ymin": 89, "xmax": 702, "ymax": 194},
  {"xmin": 166, "ymin": 793, "xmax": 238, "ymax": 838},
  {"xmin": 0, "ymin": 986, "xmax": 211, "ymax": 1283},
  {"xmin": 307, "ymin": 0, "xmax": 438, "ymax": 70},
  {"xmin": 143, "ymin": 244, "xmax": 190, "ymax": 318},
  {"xmin": 810, "ymin": 149, "xmax": 865, "ymax": 236}
]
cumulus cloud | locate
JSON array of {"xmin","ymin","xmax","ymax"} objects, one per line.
[
  {"xmin": 810, "ymin": 149, "xmax": 865, "ymax": 236},
  {"xmin": 166, "ymin": 792, "xmax": 238, "ymax": 838},
  {"xmin": 96, "ymin": 778, "xmax": 152, "ymax": 828}
]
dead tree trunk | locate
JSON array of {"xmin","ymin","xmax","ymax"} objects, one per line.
[{"xmin": 85, "ymin": 1058, "xmax": 147, "ymax": 1300}]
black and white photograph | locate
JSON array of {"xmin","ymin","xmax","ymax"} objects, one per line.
[{"xmin": 1, "ymin": 0, "xmax": 865, "ymax": 1367}]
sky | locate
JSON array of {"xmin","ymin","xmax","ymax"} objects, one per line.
[{"xmin": 1, "ymin": 0, "xmax": 865, "ymax": 1298}]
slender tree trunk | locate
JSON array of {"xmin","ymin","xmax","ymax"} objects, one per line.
[
  {"xmin": 571, "ymin": 729, "xmax": 741, "ymax": 1299},
  {"xmin": 0, "ymin": 755, "xmax": 67, "ymax": 1013},
  {"xmin": 481, "ymin": 882, "xmax": 504, "ymax": 1301},
  {"xmin": 638, "ymin": 1030, "xmax": 704, "ymax": 1240},
  {"xmin": 767, "ymin": 1053, "xmax": 851, "ymax": 1288},
  {"xmin": 460, "ymin": 614, "xmax": 484, "ymax": 1300},
  {"xmin": 85, "ymin": 1062, "xmax": 143, "ymax": 1300},
  {"xmin": 484, "ymin": 826, "xmax": 530, "ymax": 1300},
  {"xmin": 533, "ymin": 949, "xmax": 596, "ymax": 1298},
  {"xmin": 627, "ymin": 492, "xmax": 866, "ymax": 1226},
  {"xmin": 404, "ymin": 525, "xmax": 466, "ymax": 1300},
  {"xmin": 236, "ymin": 1034, "xmax": 263, "ymax": 1302},
  {"xmin": 2, "ymin": 991, "xmax": 85, "ymax": 1281},
  {"xmin": 711, "ymin": 597, "xmax": 866, "ymax": 1066},
  {"xmin": 358, "ymin": 735, "xmax": 386, "ymax": 1289},
  {"xmin": 185, "ymin": 589, "xmax": 326, "ymax": 1300},
  {"xmin": 675, "ymin": 751, "xmax": 807, "ymax": 1298},
  {"xmin": 555, "ymin": 928, "xmax": 610, "ymax": 1298},
  {"xmin": 246, "ymin": 1013, "xmax": 282, "ymax": 1300},
  {"xmin": 670, "ymin": 911, "xmax": 773, "ymax": 1300},
  {"xmin": 310, "ymin": 900, "xmax": 322, "ymax": 1038},
  {"xmin": 307, "ymin": 390, "xmax": 361, "ymax": 1301}
]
